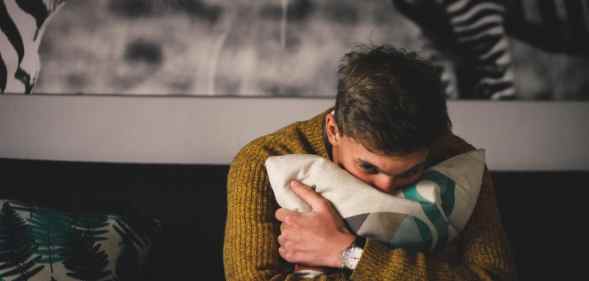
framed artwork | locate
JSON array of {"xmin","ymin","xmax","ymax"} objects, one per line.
[{"xmin": 2, "ymin": 0, "xmax": 589, "ymax": 100}]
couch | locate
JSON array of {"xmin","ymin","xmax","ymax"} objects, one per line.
[{"xmin": 1, "ymin": 157, "xmax": 586, "ymax": 280}]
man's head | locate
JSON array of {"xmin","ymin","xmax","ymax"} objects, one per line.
[{"xmin": 326, "ymin": 45, "xmax": 451, "ymax": 193}]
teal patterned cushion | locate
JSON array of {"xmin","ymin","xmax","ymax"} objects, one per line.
[{"xmin": 0, "ymin": 199, "xmax": 160, "ymax": 281}]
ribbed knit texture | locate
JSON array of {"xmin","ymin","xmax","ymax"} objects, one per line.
[{"xmin": 224, "ymin": 110, "xmax": 516, "ymax": 281}]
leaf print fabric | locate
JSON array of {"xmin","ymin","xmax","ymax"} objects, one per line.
[{"xmin": 0, "ymin": 200, "xmax": 160, "ymax": 281}]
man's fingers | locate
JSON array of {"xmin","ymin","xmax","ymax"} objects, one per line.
[
  {"xmin": 278, "ymin": 232, "xmax": 287, "ymax": 245},
  {"xmin": 275, "ymin": 208, "xmax": 298, "ymax": 224},
  {"xmin": 290, "ymin": 180, "xmax": 327, "ymax": 211}
]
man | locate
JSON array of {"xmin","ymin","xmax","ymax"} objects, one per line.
[{"xmin": 224, "ymin": 45, "xmax": 515, "ymax": 280}]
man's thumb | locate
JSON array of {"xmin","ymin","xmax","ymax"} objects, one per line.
[{"xmin": 290, "ymin": 180, "xmax": 325, "ymax": 211}]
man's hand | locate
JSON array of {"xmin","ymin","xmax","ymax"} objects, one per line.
[{"xmin": 275, "ymin": 180, "xmax": 356, "ymax": 268}]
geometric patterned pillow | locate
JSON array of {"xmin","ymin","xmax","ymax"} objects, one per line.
[
  {"xmin": 265, "ymin": 149, "xmax": 485, "ymax": 252},
  {"xmin": 0, "ymin": 199, "xmax": 160, "ymax": 281}
]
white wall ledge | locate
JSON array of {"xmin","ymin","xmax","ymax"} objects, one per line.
[{"xmin": 1, "ymin": 95, "xmax": 588, "ymax": 171}]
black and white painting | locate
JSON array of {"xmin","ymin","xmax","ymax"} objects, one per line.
[{"xmin": 2, "ymin": 0, "xmax": 589, "ymax": 100}]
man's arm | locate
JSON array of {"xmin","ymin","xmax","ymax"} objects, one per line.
[
  {"xmin": 275, "ymin": 169, "xmax": 515, "ymax": 281},
  {"xmin": 224, "ymin": 151, "xmax": 346, "ymax": 281}
]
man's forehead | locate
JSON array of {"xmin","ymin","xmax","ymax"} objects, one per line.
[
  {"xmin": 340, "ymin": 135, "xmax": 428, "ymax": 170},
  {"xmin": 345, "ymin": 135, "xmax": 427, "ymax": 158},
  {"xmin": 356, "ymin": 150, "xmax": 426, "ymax": 171}
]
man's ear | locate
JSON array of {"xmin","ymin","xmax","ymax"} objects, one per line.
[{"xmin": 325, "ymin": 112, "xmax": 341, "ymax": 146}]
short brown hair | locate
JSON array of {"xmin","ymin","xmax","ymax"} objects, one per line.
[{"xmin": 334, "ymin": 44, "xmax": 451, "ymax": 155}]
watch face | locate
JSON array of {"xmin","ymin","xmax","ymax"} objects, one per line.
[{"xmin": 343, "ymin": 246, "xmax": 363, "ymax": 269}]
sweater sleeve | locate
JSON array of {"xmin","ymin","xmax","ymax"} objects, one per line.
[{"xmin": 348, "ymin": 134, "xmax": 517, "ymax": 281}]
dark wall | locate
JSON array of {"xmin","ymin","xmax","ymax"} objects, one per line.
[
  {"xmin": 493, "ymin": 172, "xmax": 587, "ymax": 280},
  {"xmin": 1, "ymin": 158, "xmax": 587, "ymax": 280}
]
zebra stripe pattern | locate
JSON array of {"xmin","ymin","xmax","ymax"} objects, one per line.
[
  {"xmin": 445, "ymin": 0, "xmax": 515, "ymax": 99},
  {"xmin": 395, "ymin": 0, "xmax": 589, "ymax": 99},
  {"xmin": 0, "ymin": 0, "xmax": 65, "ymax": 94},
  {"xmin": 393, "ymin": 0, "xmax": 515, "ymax": 99}
]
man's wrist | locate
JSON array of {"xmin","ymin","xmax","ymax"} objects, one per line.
[{"xmin": 340, "ymin": 236, "xmax": 366, "ymax": 270}]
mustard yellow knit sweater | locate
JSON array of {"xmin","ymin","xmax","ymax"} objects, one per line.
[{"xmin": 224, "ymin": 110, "xmax": 515, "ymax": 281}]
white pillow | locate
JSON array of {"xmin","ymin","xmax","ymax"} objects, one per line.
[{"xmin": 265, "ymin": 149, "xmax": 485, "ymax": 251}]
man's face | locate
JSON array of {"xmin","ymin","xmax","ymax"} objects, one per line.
[{"xmin": 326, "ymin": 114, "xmax": 428, "ymax": 194}]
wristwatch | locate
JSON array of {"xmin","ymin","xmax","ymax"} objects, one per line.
[{"xmin": 340, "ymin": 236, "xmax": 366, "ymax": 270}]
